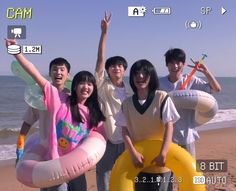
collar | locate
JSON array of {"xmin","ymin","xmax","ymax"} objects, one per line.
[{"xmin": 132, "ymin": 91, "xmax": 155, "ymax": 114}]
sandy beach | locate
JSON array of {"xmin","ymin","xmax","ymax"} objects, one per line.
[
  {"xmin": 0, "ymin": 127, "xmax": 235, "ymax": 191},
  {"xmin": 196, "ymin": 127, "xmax": 236, "ymax": 191}
]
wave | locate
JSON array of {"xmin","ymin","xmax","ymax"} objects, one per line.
[
  {"xmin": 207, "ymin": 109, "xmax": 236, "ymax": 124},
  {"xmin": 0, "ymin": 144, "xmax": 16, "ymax": 160}
]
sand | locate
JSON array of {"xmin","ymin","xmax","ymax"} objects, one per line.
[{"xmin": 0, "ymin": 127, "xmax": 235, "ymax": 191}]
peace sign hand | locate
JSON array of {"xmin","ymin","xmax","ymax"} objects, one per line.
[{"xmin": 101, "ymin": 11, "xmax": 112, "ymax": 34}]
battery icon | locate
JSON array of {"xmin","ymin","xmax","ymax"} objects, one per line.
[{"xmin": 152, "ymin": 7, "xmax": 171, "ymax": 15}]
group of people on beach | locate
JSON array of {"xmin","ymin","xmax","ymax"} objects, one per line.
[{"xmin": 6, "ymin": 12, "xmax": 221, "ymax": 191}]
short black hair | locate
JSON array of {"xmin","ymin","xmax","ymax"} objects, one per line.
[
  {"xmin": 105, "ymin": 56, "xmax": 128, "ymax": 72},
  {"xmin": 49, "ymin": 57, "xmax": 71, "ymax": 73},
  {"xmin": 164, "ymin": 48, "xmax": 186, "ymax": 66},
  {"xmin": 129, "ymin": 59, "xmax": 159, "ymax": 94}
]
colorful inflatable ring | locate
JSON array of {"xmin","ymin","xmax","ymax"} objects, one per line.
[
  {"xmin": 11, "ymin": 60, "xmax": 72, "ymax": 110},
  {"xmin": 169, "ymin": 90, "xmax": 218, "ymax": 126},
  {"xmin": 11, "ymin": 60, "xmax": 35, "ymax": 85},
  {"xmin": 16, "ymin": 130, "xmax": 106, "ymax": 188},
  {"xmin": 24, "ymin": 84, "xmax": 46, "ymax": 110},
  {"xmin": 110, "ymin": 140, "xmax": 206, "ymax": 191}
]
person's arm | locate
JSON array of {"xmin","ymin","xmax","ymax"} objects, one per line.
[
  {"xmin": 16, "ymin": 122, "xmax": 31, "ymax": 164},
  {"xmin": 95, "ymin": 12, "xmax": 111, "ymax": 78},
  {"xmin": 151, "ymin": 121, "xmax": 173, "ymax": 166},
  {"xmin": 203, "ymin": 68, "xmax": 221, "ymax": 92},
  {"xmin": 5, "ymin": 39, "xmax": 47, "ymax": 90},
  {"xmin": 151, "ymin": 96, "xmax": 178, "ymax": 166},
  {"xmin": 190, "ymin": 63, "xmax": 221, "ymax": 92},
  {"xmin": 16, "ymin": 107, "xmax": 39, "ymax": 164},
  {"xmin": 122, "ymin": 127, "xmax": 144, "ymax": 168},
  {"xmin": 93, "ymin": 122, "xmax": 107, "ymax": 141},
  {"xmin": 19, "ymin": 121, "xmax": 31, "ymax": 135}
]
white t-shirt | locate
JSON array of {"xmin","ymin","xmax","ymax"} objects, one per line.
[
  {"xmin": 159, "ymin": 74, "xmax": 211, "ymax": 145},
  {"xmin": 95, "ymin": 72, "xmax": 133, "ymax": 144}
]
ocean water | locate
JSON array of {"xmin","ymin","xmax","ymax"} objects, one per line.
[{"xmin": 0, "ymin": 76, "xmax": 236, "ymax": 160}]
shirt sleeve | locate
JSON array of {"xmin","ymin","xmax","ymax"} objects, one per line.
[
  {"xmin": 43, "ymin": 81, "xmax": 61, "ymax": 112},
  {"xmin": 191, "ymin": 76, "xmax": 211, "ymax": 93},
  {"xmin": 162, "ymin": 97, "xmax": 180, "ymax": 125},
  {"xmin": 92, "ymin": 122, "xmax": 107, "ymax": 141},
  {"xmin": 22, "ymin": 107, "xmax": 39, "ymax": 125},
  {"xmin": 95, "ymin": 71, "xmax": 105, "ymax": 89}
]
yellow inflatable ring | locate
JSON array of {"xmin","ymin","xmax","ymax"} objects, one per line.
[{"xmin": 110, "ymin": 140, "xmax": 206, "ymax": 191}]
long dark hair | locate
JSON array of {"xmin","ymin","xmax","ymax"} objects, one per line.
[
  {"xmin": 129, "ymin": 59, "xmax": 159, "ymax": 95},
  {"xmin": 69, "ymin": 71, "xmax": 105, "ymax": 129}
]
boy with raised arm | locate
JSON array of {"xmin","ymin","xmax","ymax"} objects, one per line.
[
  {"xmin": 7, "ymin": 39, "xmax": 87, "ymax": 191},
  {"xmin": 159, "ymin": 48, "xmax": 221, "ymax": 158},
  {"xmin": 95, "ymin": 13, "xmax": 132, "ymax": 191}
]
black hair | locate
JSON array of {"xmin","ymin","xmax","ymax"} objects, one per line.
[
  {"xmin": 105, "ymin": 56, "xmax": 128, "ymax": 72},
  {"xmin": 164, "ymin": 48, "xmax": 186, "ymax": 66},
  {"xmin": 129, "ymin": 59, "xmax": 159, "ymax": 95},
  {"xmin": 49, "ymin": 57, "xmax": 71, "ymax": 73},
  {"xmin": 69, "ymin": 71, "xmax": 106, "ymax": 129}
]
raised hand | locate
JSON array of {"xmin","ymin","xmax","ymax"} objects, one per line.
[
  {"xmin": 187, "ymin": 59, "xmax": 221, "ymax": 92},
  {"xmin": 5, "ymin": 38, "xmax": 17, "ymax": 47},
  {"xmin": 187, "ymin": 59, "xmax": 209, "ymax": 75},
  {"xmin": 101, "ymin": 11, "xmax": 112, "ymax": 34}
]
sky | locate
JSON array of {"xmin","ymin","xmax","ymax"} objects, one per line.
[{"xmin": 1, "ymin": 0, "xmax": 235, "ymax": 77}]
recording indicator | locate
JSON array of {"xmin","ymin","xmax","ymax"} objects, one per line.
[
  {"xmin": 22, "ymin": 45, "xmax": 42, "ymax": 54},
  {"xmin": 152, "ymin": 7, "xmax": 171, "ymax": 15},
  {"xmin": 7, "ymin": 25, "xmax": 26, "ymax": 39}
]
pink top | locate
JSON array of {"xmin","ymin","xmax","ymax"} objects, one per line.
[{"xmin": 44, "ymin": 82, "xmax": 103, "ymax": 158}]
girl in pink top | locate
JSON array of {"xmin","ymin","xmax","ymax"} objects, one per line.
[
  {"xmin": 44, "ymin": 71, "xmax": 106, "ymax": 158},
  {"xmin": 6, "ymin": 39, "xmax": 106, "ymax": 158}
]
